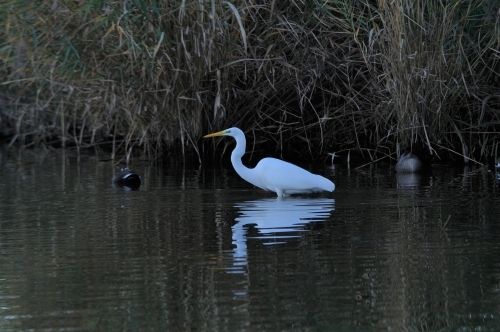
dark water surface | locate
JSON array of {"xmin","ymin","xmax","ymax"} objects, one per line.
[{"xmin": 1, "ymin": 150, "xmax": 500, "ymax": 331}]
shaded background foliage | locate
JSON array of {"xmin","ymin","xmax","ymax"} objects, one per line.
[{"xmin": 1, "ymin": 0, "xmax": 499, "ymax": 164}]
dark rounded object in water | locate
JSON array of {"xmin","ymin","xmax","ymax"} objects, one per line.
[
  {"xmin": 395, "ymin": 152, "xmax": 422, "ymax": 173},
  {"xmin": 113, "ymin": 167, "xmax": 141, "ymax": 189}
]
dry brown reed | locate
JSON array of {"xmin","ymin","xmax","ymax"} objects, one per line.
[
  {"xmin": 1, "ymin": 0, "xmax": 499, "ymax": 164},
  {"xmin": 361, "ymin": 0, "xmax": 500, "ymax": 163}
]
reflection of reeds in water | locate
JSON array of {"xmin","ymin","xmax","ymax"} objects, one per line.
[
  {"xmin": 3, "ymin": 153, "xmax": 500, "ymax": 329},
  {"xmin": 336, "ymin": 163, "xmax": 500, "ymax": 330},
  {"xmin": 0, "ymin": 151, "xmax": 225, "ymax": 330},
  {"xmin": 1, "ymin": 1, "xmax": 499, "ymax": 163},
  {"xmin": 382, "ymin": 200, "xmax": 460, "ymax": 331}
]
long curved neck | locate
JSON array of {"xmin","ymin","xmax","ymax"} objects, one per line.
[
  {"xmin": 230, "ymin": 134, "xmax": 263, "ymax": 189},
  {"xmin": 230, "ymin": 133, "xmax": 250, "ymax": 175}
]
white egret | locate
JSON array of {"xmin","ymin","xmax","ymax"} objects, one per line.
[
  {"xmin": 395, "ymin": 152, "xmax": 422, "ymax": 173},
  {"xmin": 204, "ymin": 127, "xmax": 335, "ymax": 197}
]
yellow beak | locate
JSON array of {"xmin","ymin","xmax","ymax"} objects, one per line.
[{"xmin": 203, "ymin": 130, "xmax": 226, "ymax": 138}]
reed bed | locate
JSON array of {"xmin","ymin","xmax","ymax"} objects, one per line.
[{"xmin": 1, "ymin": 0, "xmax": 499, "ymax": 164}]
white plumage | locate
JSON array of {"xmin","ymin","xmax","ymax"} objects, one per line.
[{"xmin": 204, "ymin": 127, "xmax": 335, "ymax": 197}]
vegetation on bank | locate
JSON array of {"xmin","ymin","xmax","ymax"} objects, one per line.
[{"xmin": 1, "ymin": 0, "xmax": 499, "ymax": 164}]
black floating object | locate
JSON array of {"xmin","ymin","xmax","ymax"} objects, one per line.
[{"xmin": 113, "ymin": 167, "xmax": 141, "ymax": 189}]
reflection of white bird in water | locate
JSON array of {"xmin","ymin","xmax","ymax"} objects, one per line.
[
  {"xmin": 395, "ymin": 152, "xmax": 422, "ymax": 173},
  {"xmin": 228, "ymin": 198, "xmax": 335, "ymax": 273},
  {"xmin": 204, "ymin": 127, "xmax": 335, "ymax": 197},
  {"xmin": 396, "ymin": 172, "xmax": 422, "ymax": 188},
  {"xmin": 235, "ymin": 198, "xmax": 334, "ymax": 233}
]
